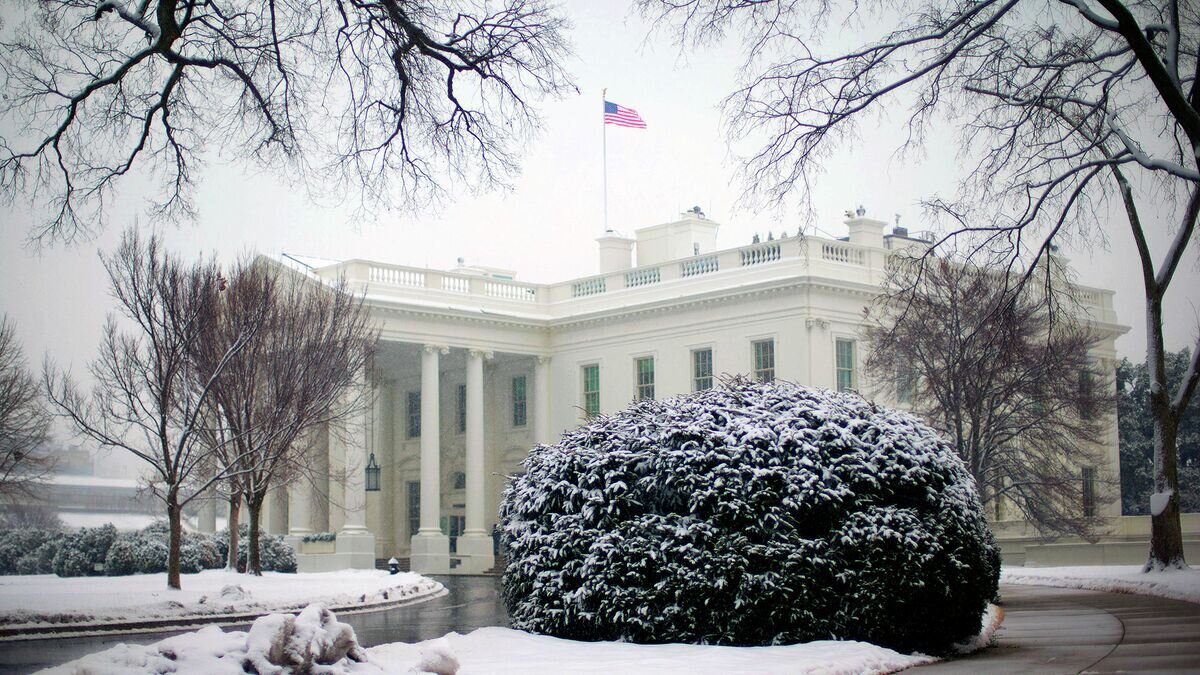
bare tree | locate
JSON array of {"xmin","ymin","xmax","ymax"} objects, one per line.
[
  {"xmin": 865, "ymin": 257, "xmax": 1112, "ymax": 537},
  {"xmin": 0, "ymin": 316, "xmax": 55, "ymax": 502},
  {"xmin": 639, "ymin": 0, "xmax": 1200, "ymax": 570},
  {"xmin": 195, "ymin": 258, "xmax": 375, "ymax": 575},
  {"xmin": 44, "ymin": 230, "xmax": 261, "ymax": 589},
  {"xmin": 0, "ymin": 0, "xmax": 573, "ymax": 243}
]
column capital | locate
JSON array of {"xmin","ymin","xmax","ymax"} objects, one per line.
[
  {"xmin": 423, "ymin": 343, "xmax": 450, "ymax": 355},
  {"xmin": 468, "ymin": 348, "xmax": 495, "ymax": 360},
  {"xmin": 536, "ymin": 355, "xmax": 552, "ymax": 365}
]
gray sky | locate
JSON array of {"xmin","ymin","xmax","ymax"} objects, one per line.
[{"xmin": 1, "ymin": 0, "xmax": 1197, "ymax": 409}]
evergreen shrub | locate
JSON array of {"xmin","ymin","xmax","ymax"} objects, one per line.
[{"xmin": 499, "ymin": 379, "xmax": 1000, "ymax": 654}]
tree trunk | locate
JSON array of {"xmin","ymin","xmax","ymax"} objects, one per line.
[
  {"xmin": 1145, "ymin": 298, "xmax": 1187, "ymax": 570},
  {"xmin": 226, "ymin": 491, "xmax": 241, "ymax": 572},
  {"xmin": 247, "ymin": 493, "xmax": 264, "ymax": 576},
  {"xmin": 166, "ymin": 495, "xmax": 183, "ymax": 590}
]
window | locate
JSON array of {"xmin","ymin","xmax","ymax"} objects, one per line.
[
  {"xmin": 896, "ymin": 363, "xmax": 915, "ymax": 404},
  {"xmin": 692, "ymin": 348, "xmax": 713, "ymax": 391},
  {"xmin": 456, "ymin": 384, "xmax": 467, "ymax": 433},
  {"xmin": 836, "ymin": 338, "xmax": 857, "ymax": 392},
  {"xmin": 582, "ymin": 364, "xmax": 600, "ymax": 417},
  {"xmin": 406, "ymin": 391, "xmax": 421, "ymax": 438},
  {"xmin": 512, "ymin": 375, "xmax": 527, "ymax": 427},
  {"xmin": 407, "ymin": 481, "xmax": 420, "ymax": 537},
  {"xmin": 635, "ymin": 356, "xmax": 655, "ymax": 401},
  {"xmin": 752, "ymin": 339, "xmax": 775, "ymax": 383},
  {"xmin": 453, "ymin": 471, "xmax": 466, "ymax": 490},
  {"xmin": 1082, "ymin": 466, "xmax": 1097, "ymax": 518}
]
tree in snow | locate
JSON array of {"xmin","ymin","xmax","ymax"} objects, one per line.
[
  {"xmin": 193, "ymin": 258, "xmax": 375, "ymax": 575},
  {"xmin": 637, "ymin": 0, "xmax": 1200, "ymax": 571},
  {"xmin": 44, "ymin": 230, "xmax": 262, "ymax": 589},
  {"xmin": 1118, "ymin": 350, "xmax": 1200, "ymax": 514},
  {"xmin": 500, "ymin": 378, "xmax": 999, "ymax": 655},
  {"xmin": 864, "ymin": 256, "xmax": 1113, "ymax": 537},
  {"xmin": 0, "ymin": 316, "xmax": 55, "ymax": 502},
  {"xmin": 0, "ymin": 0, "xmax": 574, "ymax": 244}
]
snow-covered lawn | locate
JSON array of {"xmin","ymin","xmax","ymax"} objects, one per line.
[
  {"xmin": 38, "ymin": 604, "xmax": 1003, "ymax": 674},
  {"xmin": 1002, "ymin": 564, "xmax": 1200, "ymax": 604},
  {"xmin": 0, "ymin": 569, "xmax": 443, "ymax": 631}
]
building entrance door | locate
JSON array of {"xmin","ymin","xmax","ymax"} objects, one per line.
[{"xmin": 447, "ymin": 515, "xmax": 465, "ymax": 553}]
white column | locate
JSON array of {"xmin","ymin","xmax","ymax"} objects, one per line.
[
  {"xmin": 534, "ymin": 355, "xmax": 552, "ymax": 445},
  {"xmin": 411, "ymin": 344, "xmax": 450, "ymax": 574},
  {"xmin": 459, "ymin": 349, "xmax": 495, "ymax": 573},
  {"xmin": 332, "ymin": 370, "xmax": 375, "ymax": 569},
  {"xmin": 376, "ymin": 380, "xmax": 396, "ymax": 555},
  {"xmin": 340, "ymin": 381, "xmax": 369, "ymax": 533},
  {"xmin": 198, "ymin": 493, "xmax": 217, "ymax": 533},
  {"xmin": 287, "ymin": 481, "xmax": 312, "ymax": 536},
  {"xmin": 465, "ymin": 349, "xmax": 487, "ymax": 535}
]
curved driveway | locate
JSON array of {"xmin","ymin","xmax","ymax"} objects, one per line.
[{"xmin": 918, "ymin": 583, "xmax": 1200, "ymax": 673}]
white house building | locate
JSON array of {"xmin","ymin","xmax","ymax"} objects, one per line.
[{"xmin": 199, "ymin": 211, "xmax": 1159, "ymax": 573}]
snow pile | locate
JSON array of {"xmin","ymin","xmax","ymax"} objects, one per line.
[
  {"xmin": 0, "ymin": 569, "xmax": 442, "ymax": 629},
  {"xmin": 40, "ymin": 624, "xmax": 937, "ymax": 675},
  {"xmin": 1002, "ymin": 564, "xmax": 1200, "ymax": 604},
  {"xmin": 368, "ymin": 627, "xmax": 938, "ymax": 674},
  {"xmin": 500, "ymin": 378, "xmax": 1000, "ymax": 654},
  {"xmin": 38, "ymin": 604, "xmax": 369, "ymax": 675}
]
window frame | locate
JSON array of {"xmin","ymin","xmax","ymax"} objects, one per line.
[
  {"xmin": 512, "ymin": 375, "xmax": 528, "ymax": 427},
  {"xmin": 406, "ymin": 391, "xmax": 421, "ymax": 439},
  {"xmin": 835, "ymin": 337, "xmax": 857, "ymax": 392},
  {"xmin": 634, "ymin": 355, "xmax": 655, "ymax": 401},
  {"xmin": 752, "ymin": 338, "xmax": 775, "ymax": 383},
  {"xmin": 691, "ymin": 347, "xmax": 714, "ymax": 392},
  {"xmin": 455, "ymin": 383, "xmax": 467, "ymax": 434},
  {"xmin": 581, "ymin": 363, "xmax": 601, "ymax": 418}
]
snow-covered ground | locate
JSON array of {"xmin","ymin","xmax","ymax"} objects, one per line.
[
  {"xmin": 1002, "ymin": 564, "xmax": 1200, "ymax": 604},
  {"xmin": 38, "ymin": 604, "xmax": 1003, "ymax": 674},
  {"xmin": 0, "ymin": 569, "xmax": 442, "ymax": 631}
]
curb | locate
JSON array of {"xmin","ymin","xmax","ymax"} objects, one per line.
[{"xmin": 0, "ymin": 580, "xmax": 447, "ymax": 642}]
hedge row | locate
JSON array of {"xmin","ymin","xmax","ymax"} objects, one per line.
[{"xmin": 0, "ymin": 522, "xmax": 296, "ymax": 576}]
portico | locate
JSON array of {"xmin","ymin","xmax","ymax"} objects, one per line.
[{"xmin": 285, "ymin": 335, "xmax": 551, "ymax": 574}]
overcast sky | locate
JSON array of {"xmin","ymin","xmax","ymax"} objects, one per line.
[{"xmin": 1, "ymin": 0, "xmax": 1197, "ymax": 431}]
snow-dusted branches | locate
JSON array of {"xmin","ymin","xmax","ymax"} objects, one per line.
[
  {"xmin": 0, "ymin": 317, "xmax": 55, "ymax": 503},
  {"xmin": 42, "ymin": 229, "xmax": 263, "ymax": 589},
  {"xmin": 0, "ymin": 0, "xmax": 573, "ymax": 243},
  {"xmin": 864, "ymin": 257, "xmax": 1112, "ymax": 538}
]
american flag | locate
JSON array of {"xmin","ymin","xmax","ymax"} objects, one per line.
[{"xmin": 604, "ymin": 100, "xmax": 647, "ymax": 128}]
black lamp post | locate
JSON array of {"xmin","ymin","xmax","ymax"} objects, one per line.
[{"xmin": 365, "ymin": 452, "xmax": 381, "ymax": 492}]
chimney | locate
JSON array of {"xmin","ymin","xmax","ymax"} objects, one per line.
[
  {"xmin": 596, "ymin": 232, "xmax": 635, "ymax": 274},
  {"xmin": 844, "ymin": 208, "xmax": 886, "ymax": 248}
]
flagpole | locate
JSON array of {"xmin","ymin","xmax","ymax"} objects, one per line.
[{"xmin": 602, "ymin": 88, "xmax": 608, "ymax": 233}]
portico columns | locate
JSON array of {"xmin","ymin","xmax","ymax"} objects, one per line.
[
  {"xmin": 411, "ymin": 344, "xmax": 450, "ymax": 574},
  {"xmin": 458, "ymin": 349, "xmax": 495, "ymax": 573},
  {"xmin": 534, "ymin": 355, "xmax": 551, "ymax": 445},
  {"xmin": 332, "ymin": 370, "xmax": 375, "ymax": 569}
]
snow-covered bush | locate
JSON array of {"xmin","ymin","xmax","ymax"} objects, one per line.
[
  {"xmin": 52, "ymin": 544, "xmax": 92, "ymax": 577},
  {"xmin": 214, "ymin": 525, "xmax": 297, "ymax": 573},
  {"xmin": 500, "ymin": 379, "xmax": 1000, "ymax": 655},
  {"xmin": 0, "ymin": 528, "xmax": 61, "ymax": 574},
  {"xmin": 135, "ymin": 537, "xmax": 170, "ymax": 574},
  {"xmin": 51, "ymin": 525, "xmax": 117, "ymax": 577},
  {"xmin": 104, "ymin": 536, "xmax": 140, "ymax": 576}
]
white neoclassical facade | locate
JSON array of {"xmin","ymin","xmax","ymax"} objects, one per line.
[{"xmin": 201, "ymin": 212, "xmax": 1138, "ymax": 573}]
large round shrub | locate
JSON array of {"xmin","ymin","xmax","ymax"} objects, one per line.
[
  {"xmin": 104, "ymin": 536, "xmax": 140, "ymax": 576},
  {"xmin": 499, "ymin": 379, "xmax": 999, "ymax": 655}
]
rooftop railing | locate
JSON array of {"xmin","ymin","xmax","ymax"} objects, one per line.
[{"xmin": 330, "ymin": 234, "xmax": 1112, "ymax": 318}]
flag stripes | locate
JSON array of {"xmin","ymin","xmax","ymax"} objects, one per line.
[{"xmin": 604, "ymin": 100, "xmax": 647, "ymax": 128}]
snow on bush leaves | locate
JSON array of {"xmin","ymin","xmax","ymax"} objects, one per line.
[{"xmin": 499, "ymin": 378, "xmax": 1000, "ymax": 655}]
